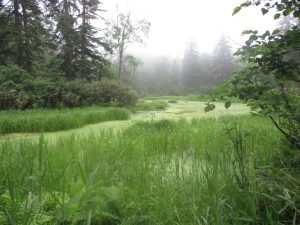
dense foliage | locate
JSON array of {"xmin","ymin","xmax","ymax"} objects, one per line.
[
  {"xmin": 0, "ymin": 65, "xmax": 138, "ymax": 110},
  {"xmin": 203, "ymin": 0, "xmax": 300, "ymax": 151},
  {"xmin": 228, "ymin": 0, "xmax": 300, "ymax": 150},
  {"xmin": 0, "ymin": 1, "xmax": 139, "ymax": 109}
]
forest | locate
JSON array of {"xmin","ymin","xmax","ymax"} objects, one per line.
[{"xmin": 0, "ymin": 0, "xmax": 300, "ymax": 224}]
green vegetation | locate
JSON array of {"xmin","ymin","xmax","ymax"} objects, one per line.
[
  {"xmin": 1, "ymin": 115, "xmax": 299, "ymax": 224},
  {"xmin": 129, "ymin": 100, "xmax": 169, "ymax": 112},
  {"xmin": 143, "ymin": 95, "xmax": 242, "ymax": 103},
  {"xmin": 226, "ymin": 0, "xmax": 300, "ymax": 150},
  {"xmin": 0, "ymin": 67, "xmax": 138, "ymax": 110},
  {"xmin": 1, "ymin": 0, "xmax": 300, "ymax": 223},
  {"xmin": 168, "ymin": 99, "xmax": 178, "ymax": 103},
  {"xmin": 0, "ymin": 107, "xmax": 130, "ymax": 134},
  {"xmin": 0, "ymin": 101, "xmax": 250, "ymax": 143}
]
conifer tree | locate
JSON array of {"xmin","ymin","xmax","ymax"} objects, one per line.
[
  {"xmin": 211, "ymin": 34, "xmax": 235, "ymax": 84},
  {"xmin": 0, "ymin": 0, "xmax": 45, "ymax": 72},
  {"xmin": 45, "ymin": 0, "xmax": 79, "ymax": 79},
  {"xmin": 77, "ymin": 0, "xmax": 109, "ymax": 79},
  {"xmin": 182, "ymin": 41, "xmax": 202, "ymax": 92}
]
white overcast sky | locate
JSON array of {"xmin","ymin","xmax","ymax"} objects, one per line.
[{"xmin": 101, "ymin": 0, "xmax": 277, "ymax": 57}]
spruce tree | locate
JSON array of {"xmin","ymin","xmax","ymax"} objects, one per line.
[
  {"xmin": 211, "ymin": 34, "xmax": 235, "ymax": 84},
  {"xmin": 0, "ymin": 0, "xmax": 45, "ymax": 72},
  {"xmin": 182, "ymin": 41, "xmax": 202, "ymax": 92},
  {"xmin": 77, "ymin": 0, "xmax": 108, "ymax": 79},
  {"xmin": 45, "ymin": 0, "xmax": 79, "ymax": 79}
]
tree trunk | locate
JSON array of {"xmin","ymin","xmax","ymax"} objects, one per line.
[
  {"xmin": 117, "ymin": 29, "xmax": 125, "ymax": 81},
  {"xmin": 20, "ymin": 0, "xmax": 32, "ymax": 72},
  {"xmin": 13, "ymin": 0, "xmax": 23, "ymax": 67},
  {"xmin": 80, "ymin": 0, "xmax": 86, "ymax": 78},
  {"xmin": 62, "ymin": 0, "xmax": 73, "ymax": 79}
]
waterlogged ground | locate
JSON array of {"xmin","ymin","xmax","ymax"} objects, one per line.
[
  {"xmin": 134, "ymin": 100, "xmax": 250, "ymax": 120},
  {"xmin": 1, "ymin": 100, "xmax": 250, "ymax": 142},
  {"xmin": 0, "ymin": 100, "xmax": 284, "ymax": 224}
]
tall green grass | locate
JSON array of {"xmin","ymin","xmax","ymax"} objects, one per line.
[
  {"xmin": 0, "ymin": 107, "xmax": 130, "ymax": 134},
  {"xmin": 129, "ymin": 100, "xmax": 168, "ymax": 112},
  {"xmin": 1, "ymin": 115, "xmax": 298, "ymax": 224}
]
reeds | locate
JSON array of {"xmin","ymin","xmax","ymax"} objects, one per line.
[
  {"xmin": 0, "ymin": 115, "xmax": 299, "ymax": 224},
  {"xmin": 0, "ymin": 107, "xmax": 130, "ymax": 134}
]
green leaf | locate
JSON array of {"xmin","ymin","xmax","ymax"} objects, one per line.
[
  {"xmin": 204, "ymin": 103, "xmax": 215, "ymax": 113},
  {"xmin": 249, "ymin": 34, "xmax": 258, "ymax": 41},
  {"xmin": 293, "ymin": 10, "xmax": 300, "ymax": 18},
  {"xmin": 225, "ymin": 101, "xmax": 231, "ymax": 109},
  {"xmin": 261, "ymin": 8, "xmax": 268, "ymax": 15},
  {"xmin": 276, "ymin": 4, "xmax": 285, "ymax": 11},
  {"xmin": 274, "ymin": 13, "xmax": 281, "ymax": 20},
  {"xmin": 272, "ymin": 29, "xmax": 280, "ymax": 35},
  {"xmin": 241, "ymin": 2, "xmax": 252, "ymax": 7},
  {"xmin": 242, "ymin": 30, "xmax": 254, "ymax": 35},
  {"xmin": 283, "ymin": 8, "xmax": 293, "ymax": 16},
  {"xmin": 233, "ymin": 6, "xmax": 241, "ymax": 15}
]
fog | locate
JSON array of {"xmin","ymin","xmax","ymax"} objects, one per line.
[{"xmin": 102, "ymin": 0, "xmax": 277, "ymax": 57}]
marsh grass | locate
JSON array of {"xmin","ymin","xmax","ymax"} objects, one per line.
[
  {"xmin": 129, "ymin": 100, "xmax": 168, "ymax": 112},
  {"xmin": 1, "ymin": 115, "xmax": 298, "ymax": 224},
  {"xmin": 0, "ymin": 107, "xmax": 130, "ymax": 134},
  {"xmin": 143, "ymin": 95, "xmax": 242, "ymax": 103}
]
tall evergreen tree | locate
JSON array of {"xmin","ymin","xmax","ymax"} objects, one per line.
[
  {"xmin": 181, "ymin": 41, "xmax": 202, "ymax": 92},
  {"xmin": 0, "ymin": 0, "xmax": 45, "ymax": 72},
  {"xmin": 211, "ymin": 34, "xmax": 235, "ymax": 84},
  {"xmin": 77, "ymin": 0, "xmax": 109, "ymax": 79},
  {"xmin": 20, "ymin": 0, "xmax": 45, "ymax": 72},
  {"xmin": 45, "ymin": 0, "xmax": 79, "ymax": 79},
  {"xmin": 0, "ymin": 1, "xmax": 11, "ymax": 64}
]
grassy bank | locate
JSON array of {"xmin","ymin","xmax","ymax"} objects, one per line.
[
  {"xmin": 1, "ymin": 115, "xmax": 297, "ymax": 224},
  {"xmin": 129, "ymin": 100, "xmax": 168, "ymax": 112},
  {"xmin": 143, "ymin": 95, "xmax": 242, "ymax": 103},
  {"xmin": 0, "ymin": 107, "xmax": 130, "ymax": 134}
]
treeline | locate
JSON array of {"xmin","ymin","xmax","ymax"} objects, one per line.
[
  {"xmin": 0, "ymin": 0, "xmax": 138, "ymax": 109},
  {"xmin": 121, "ymin": 35, "xmax": 240, "ymax": 95}
]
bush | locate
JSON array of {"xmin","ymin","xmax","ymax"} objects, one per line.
[
  {"xmin": 0, "ymin": 65, "xmax": 139, "ymax": 110},
  {"xmin": 87, "ymin": 80, "xmax": 138, "ymax": 106},
  {"xmin": 0, "ymin": 91, "xmax": 31, "ymax": 110},
  {"xmin": 0, "ymin": 65, "xmax": 33, "ymax": 109},
  {"xmin": 115, "ymin": 88, "xmax": 139, "ymax": 106}
]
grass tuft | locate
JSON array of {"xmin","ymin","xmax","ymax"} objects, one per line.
[
  {"xmin": 129, "ymin": 100, "xmax": 168, "ymax": 112},
  {"xmin": 0, "ymin": 107, "xmax": 130, "ymax": 134}
]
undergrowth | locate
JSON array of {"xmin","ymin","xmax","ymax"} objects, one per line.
[
  {"xmin": 129, "ymin": 100, "xmax": 168, "ymax": 112},
  {"xmin": 0, "ymin": 115, "xmax": 298, "ymax": 224},
  {"xmin": 0, "ymin": 107, "xmax": 130, "ymax": 134}
]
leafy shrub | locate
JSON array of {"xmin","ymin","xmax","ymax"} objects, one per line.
[
  {"xmin": 87, "ymin": 80, "xmax": 138, "ymax": 106},
  {"xmin": 115, "ymin": 88, "xmax": 139, "ymax": 106},
  {"xmin": 62, "ymin": 93, "xmax": 80, "ymax": 108},
  {"xmin": 0, "ymin": 65, "xmax": 139, "ymax": 110},
  {"xmin": 0, "ymin": 91, "xmax": 30, "ymax": 110}
]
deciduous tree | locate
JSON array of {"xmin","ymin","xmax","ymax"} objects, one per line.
[
  {"xmin": 106, "ymin": 12, "xmax": 150, "ymax": 80},
  {"xmin": 218, "ymin": 0, "xmax": 300, "ymax": 150}
]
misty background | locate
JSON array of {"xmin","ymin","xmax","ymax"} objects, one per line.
[{"xmin": 98, "ymin": 0, "xmax": 279, "ymax": 95}]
